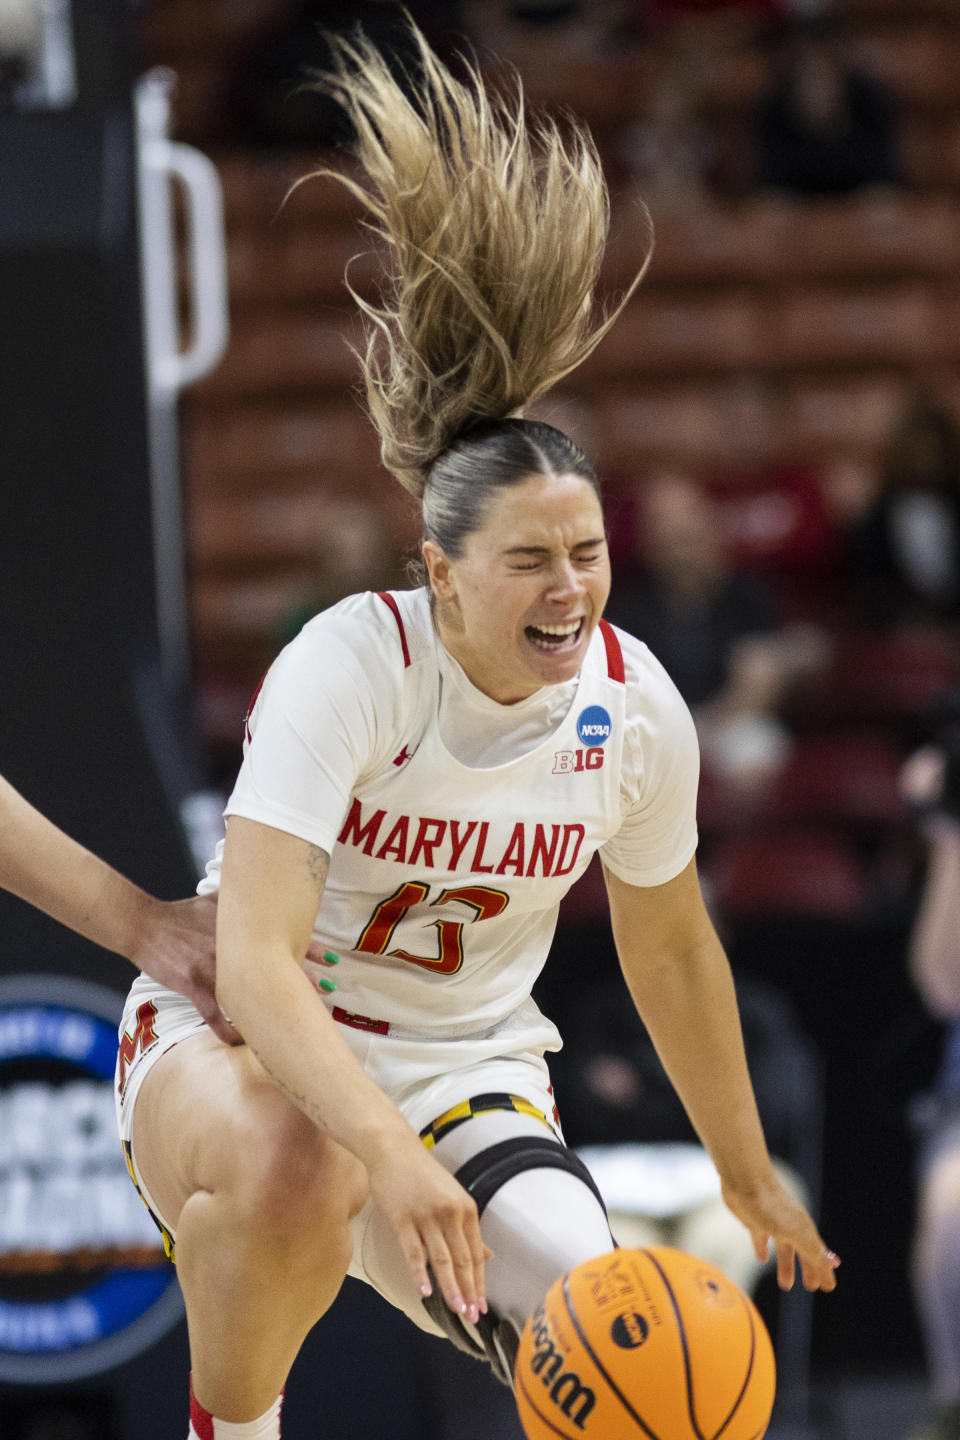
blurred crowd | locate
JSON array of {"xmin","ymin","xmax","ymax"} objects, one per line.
[{"xmin": 217, "ymin": 1, "xmax": 904, "ymax": 209}]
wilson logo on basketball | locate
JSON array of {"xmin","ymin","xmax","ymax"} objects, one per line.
[
  {"xmin": 527, "ymin": 1305, "xmax": 597, "ymax": 1431},
  {"xmin": 610, "ymin": 1310, "xmax": 649, "ymax": 1349}
]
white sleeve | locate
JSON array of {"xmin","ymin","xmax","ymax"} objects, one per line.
[
  {"xmin": 599, "ymin": 643, "xmax": 700, "ymax": 888},
  {"xmin": 224, "ymin": 603, "xmax": 389, "ymax": 856}
]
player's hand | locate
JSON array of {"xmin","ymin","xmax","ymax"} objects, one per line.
[
  {"xmin": 131, "ymin": 893, "xmax": 339, "ymax": 1047},
  {"xmin": 365, "ymin": 1139, "xmax": 492, "ymax": 1323},
  {"xmin": 721, "ymin": 1171, "xmax": 840, "ymax": 1292},
  {"xmin": 130, "ymin": 894, "xmax": 241, "ymax": 1044}
]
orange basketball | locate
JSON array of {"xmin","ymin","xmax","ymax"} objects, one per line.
[{"xmin": 514, "ymin": 1247, "xmax": 776, "ymax": 1440}]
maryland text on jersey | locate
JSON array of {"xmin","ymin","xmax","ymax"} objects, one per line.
[{"xmin": 338, "ymin": 800, "xmax": 587, "ymax": 878}]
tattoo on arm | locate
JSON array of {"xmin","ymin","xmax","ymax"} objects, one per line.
[
  {"xmin": 306, "ymin": 845, "xmax": 330, "ymax": 892},
  {"xmin": 253, "ymin": 1054, "xmax": 328, "ymax": 1130}
]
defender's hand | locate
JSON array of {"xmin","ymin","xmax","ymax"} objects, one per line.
[
  {"xmin": 132, "ymin": 893, "xmax": 340, "ymax": 1046},
  {"xmin": 132, "ymin": 894, "xmax": 241, "ymax": 1045}
]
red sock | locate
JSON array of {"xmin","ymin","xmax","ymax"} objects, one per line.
[{"xmin": 188, "ymin": 1376, "xmax": 283, "ymax": 1439}]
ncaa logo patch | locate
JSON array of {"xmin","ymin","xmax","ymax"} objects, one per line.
[
  {"xmin": 576, "ymin": 705, "xmax": 612, "ymax": 748},
  {"xmin": 610, "ymin": 1310, "xmax": 650, "ymax": 1349}
]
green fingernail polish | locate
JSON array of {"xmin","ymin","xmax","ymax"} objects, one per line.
[
  {"xmin": 322, "ymin": 950, "xmax": 340, "ymax": 964},
  {"xmin": 319, "ymin": 978, "xmax": 337, "ymax": 993}
]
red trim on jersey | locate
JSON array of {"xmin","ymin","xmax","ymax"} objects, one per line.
[
  {"xmin": 377, "ymin": 591, "xmax": 411, "ymax": 668},
  {"xmin": 333, "ymin": 1006, "xmax": 390, "ymax": 1036},
  {"xmin": 244, "ymin": 667, "xmax": 270, "ymax": 743},
  {"xmin": 599, "ymin": 619, "xmax": 625, "ymax": 682},
  {"xmin": 189, "ymin": 1376, "xmax": 214, "ymax": 1440}
]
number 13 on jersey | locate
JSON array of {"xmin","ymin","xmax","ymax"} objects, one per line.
[{"xmin": 355, "ymin": 882, "xmax": 509, "ymax": 975}]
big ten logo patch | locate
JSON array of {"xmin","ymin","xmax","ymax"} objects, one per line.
[
  {"xmin": 553, "ymin": 748, "xmax": 605, "ymax": 774},
  {"xmin": 0, "ymin": 976, "xmax": 182, "ymax": 1384}
]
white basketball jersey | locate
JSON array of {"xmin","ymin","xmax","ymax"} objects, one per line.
[
  {"xmin": 303, "ymin": 589, "xmax": 626, "ymax": 1033},
  {"xmin": 211, "ymin": 588, "xmax": 699, "ymax": 1040}
]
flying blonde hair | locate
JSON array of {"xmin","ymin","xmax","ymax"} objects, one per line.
[{"xmin": 304, "ymin": 21, "xmax": 651, "ymax": 499}]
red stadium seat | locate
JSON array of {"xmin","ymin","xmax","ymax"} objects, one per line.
[
  {"xmin": 773, "ymin": 283, "xmax": 947, "ymax": 368},
  {"xmin": 768, "ymin": 735, "xmax": 905, "ymax": 829},
  {"xmin": 187, "ymin": 401, "xmax": 379, "ymax": 483},
  {"xmin": 217, "ymin": 154, "xmax": 306, "ymax": 226},
  {"xmin": 196, "ymin": 312, "xmax": 363, "ymax": 399},
  {"xmin": 820, "ymin": 629, "xmax": 960, "ymax": 722},
  {"xmin": 781, "ymin": 375, "xmax": 909, "ymax": 459},
  {"xmin": 593, "ymin": 383, "xmax": 758, "ymax": 468},
  {"xmin": 707, "ymin": 831, "xmax": 866, "ymax": 919},
  {"xmin": 190, "ymin": 483, "xmax": 419, "ymax": 567},
  {"xmin": 580, "ymin": 291, "xmax": 769, "ymax": 381},
  {"xmin": 785, "ymin": 196, "xmax": 960, "ymax": 280},
  {"xmin": 623, "ymin": 204, "xmax": 785, "ymax": 288},
  {"xmin": 227, "ymin": 226, "xmax": 378, "ymax": 307},
  {"xmin": 218, "ymin": 154, "xmax": 366, "ymax": 228},
  {"xmin": 275, "ymin": 226, "xmax": 381, "ymax": 304},
  {"xmin": 191, "ymin": 490, "xmax": 337, "ymax": 565}
]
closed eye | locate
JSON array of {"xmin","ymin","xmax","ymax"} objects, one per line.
[{"xmin": 505, "ymin": 543, "xmax": 606, "ymax": 572}]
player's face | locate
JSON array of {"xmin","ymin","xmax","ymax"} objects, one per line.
[{"xmin": 423, "ymin": 471, "xmax": 611, "ymax": 703}]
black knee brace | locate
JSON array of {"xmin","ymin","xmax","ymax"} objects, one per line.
[{"xmin": 421, "ymin": 1136, "xmax": 608, "ymax": 1388}]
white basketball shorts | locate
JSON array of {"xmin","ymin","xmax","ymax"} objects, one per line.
[{"xmin": 113, "ymin": 976, "xmax": 573, "ymax": 1337}]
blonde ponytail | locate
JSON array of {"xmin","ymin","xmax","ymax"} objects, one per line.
[{"xmin": 304, "ymin": 22, "xmax": 651, "ymax": 498}]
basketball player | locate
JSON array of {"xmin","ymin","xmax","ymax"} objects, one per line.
[
  {"xmin": 115, "ymin": 26, "xmax": 840, "ymax": 1440},
  {"xmin": 0, "ymin": 772, "xmax": 238, "ymax": 1044}
]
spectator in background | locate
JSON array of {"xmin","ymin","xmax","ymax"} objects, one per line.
[
  {"xmin": 611, "ymin": 53, "xmax": 716, "ymax": 211},
  {"xmin": 899, "ymin": 726, "xmax": 960, "ymax": 1440},
  {"xmin": 753, "ymin": 14, "xmax": 901, "ymax": 198},
  {"xmin": 227, "ymin": 0, "xmax": 465, "ymax": 148},
  {"xmin": 606, "ymin": 472, "xmax": 822, "ymax": 788},
  {"xmin": 846, "ymin": 396, "xmax": 960, "ymax": 629}
]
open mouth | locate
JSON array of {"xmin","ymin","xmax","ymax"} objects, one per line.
[{"xmin": 524, "ymin": 618, "xmax": 585, "ymax": 653}]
